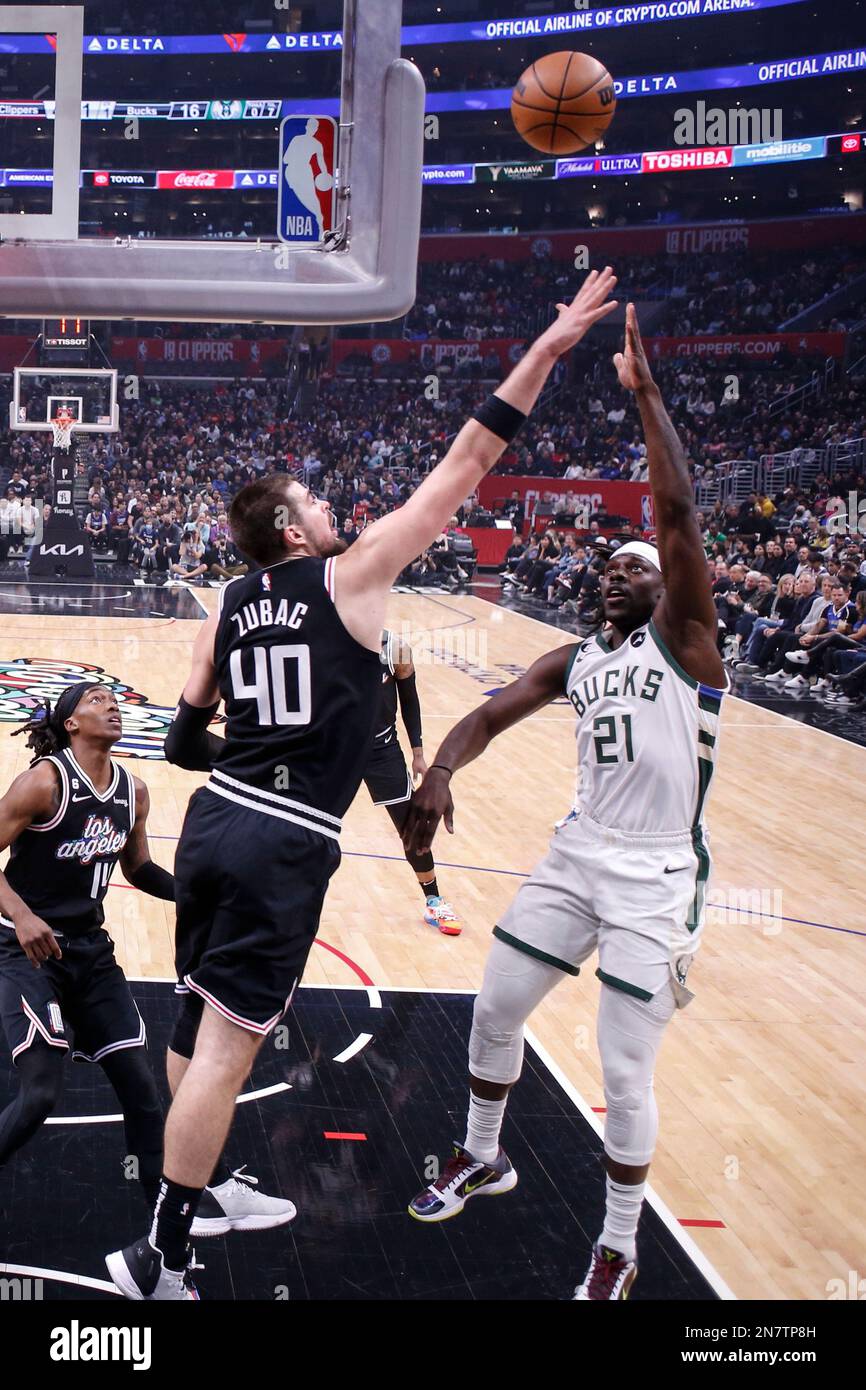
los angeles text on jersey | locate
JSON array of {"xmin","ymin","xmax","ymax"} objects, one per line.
[
  {"xmin": 229, "ymin": 597, "xmax": 309, "ymax": 638},
  {"xmin": 568, "ymin": 663, "xmax": 665, "ymax": 717},
  {"xmin": 56, "ymin": 813, "xmax": 128, "ymax": 866}
]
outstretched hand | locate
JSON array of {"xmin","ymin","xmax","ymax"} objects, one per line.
[
  {"xmin": 401, "ymin": 767, "xmax": 454, "ymax": 857},
  {"xmin": 536, "ymin": 266, "xmax": 618, "ymax": 359},
  {"xmin": 613, "ymin": 302, "xmax": 655, "ymax": 393}
]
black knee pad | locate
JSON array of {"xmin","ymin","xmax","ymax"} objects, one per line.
[{"xmin": 170, "ymin": 991, "xmax": 204, "ymax": 1059}]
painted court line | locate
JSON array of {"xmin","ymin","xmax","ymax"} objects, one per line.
[{"xmin": 524, "ymin": 1025, "xmax": 737, "ymax": 1302}]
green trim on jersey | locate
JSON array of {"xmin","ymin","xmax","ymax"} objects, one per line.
[
  {"xmin": 595, "ymin": 631, "xmax": 612, "ymax": 654},
  {"xmin": 686, "ymin": 826, "xmax": 711, "ymax": 932},
  {"xmin": 595, "ymin": 968, "xmax": 654, "ymax": 1002},
  {"xmin": 648, "ymin": 619, "xmax": 698, "ymax": 689},
  {"xmin": 698, "ymin": 729, "xmax": 716, "ymax": 747},
  {"xmin": 564, "ymin": 643, "xmax": 582, "ymax": 691},
  {"xmin": 493, "ymin": 925, "xmax": 580, "ymax": 976},
  {"xmin": 698, "ymin": 691, "xmax": 722, "ymax": 715},
  {"xmin": 694, "ymin": 753, "xmax": 714, "ymax": 826}
]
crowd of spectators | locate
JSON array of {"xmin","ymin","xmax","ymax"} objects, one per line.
[{"xmin": 402, "ymin": 246, "xmax": 865, "ymax": 342}]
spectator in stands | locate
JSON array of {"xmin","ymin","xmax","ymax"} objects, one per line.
[
  {"xmin": 735, "ymin": 573, "xmax": 797, "ymax": 670},
  {"xmin": 84, "ymin": 502, "xmax": 109, "ymax": 551}
]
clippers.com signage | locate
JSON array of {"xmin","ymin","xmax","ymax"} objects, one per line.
[
  {"xmin": 155, "ymin": 169, "xmax": 236, "ymax": 190},
  {"xmin": 647, "ymin": 331, "xmax": 846, "ymax": 358}
]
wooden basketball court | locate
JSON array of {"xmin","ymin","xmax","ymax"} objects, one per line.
[{"xmin": 1, "ymin": 584, "xmax": 863, "ymax": 1301}]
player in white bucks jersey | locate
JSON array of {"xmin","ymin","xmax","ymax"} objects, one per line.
[
  {"xmin": 405, "ymin": 305, "xmax": 728, "ymax": 1301},
  {"xmin": 0, "ymin": 683, "xmax": 174, "ymax": 1222},
  {"xmin": 105, "ymin": 268, "xmax": 619, "ymax": 1300}
]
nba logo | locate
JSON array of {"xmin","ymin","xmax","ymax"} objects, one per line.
[
  {"xmin": 278, "ymin": 116, "xmax": 337, "ymax": 246},
  {"xmin": 641, "ymin": 495, "xmax": 654, "ymax": 530}
]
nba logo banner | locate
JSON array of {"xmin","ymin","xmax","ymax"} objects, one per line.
[
  {"xmin": 641, "ymin": 494, "xmax": 655, "ymax": 530},
  {"xmin": 278, "ymin": 115, "xmax": 337, "ymax": 246}
]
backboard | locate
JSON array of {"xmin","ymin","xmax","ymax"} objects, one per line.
[
  {"xmin": 0, "ymin": 1, "xmax": 425, "ymax": 325},
  {"xmin": 10, "ymin": 366, "xmax": 119, "ymax": 433}
]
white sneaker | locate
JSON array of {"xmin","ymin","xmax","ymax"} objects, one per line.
[
  {"xmin": 764, "ymin": 670, "xmax": 787, "ymax": 683},
  {"xmin": 785, "ymin": 650, "xmax": 810, "ymax": 666},
  {"xmin": 811, "ymin": 678, "xmax": 829, "ymax": 693},
  {"xmin": 784, "ymin": 674, "xmax": 810, "ymax": 690},
  {"xmin": 105, "ymin": 1239, "xmax": 200, "ymax": 1301},
  {"xmin": 190, "ymin": 1167, "xmax": 297, "ymax": 1237}
]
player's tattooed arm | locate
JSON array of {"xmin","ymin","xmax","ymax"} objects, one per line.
[
  {"xmin": 613, "ymin": 304, "xmax": 726, "ymax": 690},
  {"xmin": 0, "ymin": 763, "xmax": 64, "ymax": 966},
  {"xmin": 119, "ymin": 779, "xmax": 175, "ymax": 900},
  {"xmin": 402, "ymin": 644, "xmax": 575, "ymax": 855}
]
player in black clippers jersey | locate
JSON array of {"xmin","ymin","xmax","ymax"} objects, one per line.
[
  {"xmin": 360, "ymin": 629, "xmax": 460, "ymax": 934},
  {"xmin": 105, "ymin": 266, "xmax": 618, "ymax": 1300},
  {"xmin": 0, "ymin": 683, "xmax": 175, "ymax": 1224}
]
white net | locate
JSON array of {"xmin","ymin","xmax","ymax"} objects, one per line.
[{"xmin": 50, "ymin": 418, "xmax": 75, "ymax": 452}]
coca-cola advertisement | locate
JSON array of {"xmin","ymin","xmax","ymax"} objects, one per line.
[{"xmin": 155, "ymin": 169, "xmax": 236, "ymax": 190}]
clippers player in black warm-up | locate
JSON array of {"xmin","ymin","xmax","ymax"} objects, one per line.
[
  {"xmin": 363, "ymin": 630, "xmax": 460, "ymax": 935},
  {"xmin": 105, "ymin": 267, "xmax": 618, "ymax": 1300},
  {"xmin": 0, "ymin": 684, "xmax": 173, "ymax": 1219}
]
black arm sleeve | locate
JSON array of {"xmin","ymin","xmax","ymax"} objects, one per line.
[
  {"xmin": 163, "ymin": 696, "xmax": 223, "ymax": 772},
  {"xmin": 127, "ymin": 861, "xmax": 175, "ymax": 901},
  {"xmin": 396, "ymin": 672, "xmax": 423, "ymax": 748}
]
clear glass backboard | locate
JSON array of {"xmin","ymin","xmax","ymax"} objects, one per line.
[{"xmin": 0, "ymin": 2, "xmax": 425, "ymax": 324}]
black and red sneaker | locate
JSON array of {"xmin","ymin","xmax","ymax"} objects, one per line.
[
  {"xmin": 408, "ymin": 1142, "xmax": 517, "ymax": 1223},
  {"xmin": 572, "ymin": 1242, "xmax": 637, "ymax": 1300}
]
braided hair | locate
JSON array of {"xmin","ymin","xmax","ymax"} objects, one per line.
[{"xmin": 11, "ymin": 682, "xmax": 103, "ymax": 765}]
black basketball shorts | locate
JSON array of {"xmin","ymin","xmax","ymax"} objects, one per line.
[
  {"xmin": 363, "ymin": 738, "xmax": 412, "ymax": 807},
  {"xmin": 0, "ymin": 925, "xmax": 145, "ymax": 1066},
  {"xmin": 173, "ymin": 786, "xmax": 341, "ymax": 1035}
]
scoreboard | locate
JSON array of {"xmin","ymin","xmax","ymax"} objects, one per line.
[{"xmin": 42, "ymin": 318, "xmax": 90, "ymax": 358}]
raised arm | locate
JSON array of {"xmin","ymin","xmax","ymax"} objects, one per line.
[
  {"xmin": 613, "ymin": 304, "xmax": 725, "ymax": 689},
  {"xmin": 334, "ymin": 269, "xmax": 618, "ymax": 649},
  {"xmin": 402, "ymin": 644, "xmax": 575, "ymax": 855}
]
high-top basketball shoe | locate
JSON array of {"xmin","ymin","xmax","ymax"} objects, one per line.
[
  {"xmin": 105, "ymin": 1239, "xmax": 200, "ymax": 1301},
  {"xmin": 190, "ymin": 1166, "xmax": 297, "ymax": 1236},
  {"xmin": 408, "ymin": 1142, "xmax": 517, "ymax": 1222},
  {"xmin": 572, "ymin": 1242, "xmax": 637, "ymax": 1301}
]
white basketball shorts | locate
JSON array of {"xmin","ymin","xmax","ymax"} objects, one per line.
[{"xmin": 494, "ymin": 810, "xmax": 711, "ymax": 1008}]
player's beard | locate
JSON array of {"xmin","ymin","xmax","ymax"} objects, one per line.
[{"xmin": 319, "ymin": 535, "xmax": 348, "ymax": 558}]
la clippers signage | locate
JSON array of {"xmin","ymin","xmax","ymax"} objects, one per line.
[{"xmin": 277, "ymin": 116, "xmax": 337, "ymax": 246}]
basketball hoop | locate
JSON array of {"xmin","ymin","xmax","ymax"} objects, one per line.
[{"xmin": 50, "ymin": 414, "xmax": 76, "ymax": 452}]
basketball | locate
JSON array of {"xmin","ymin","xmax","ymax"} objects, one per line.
[
  {"xmin": 315, "ymin": 172, "xmax": 334, "ymax": 192},
  {"xmin": 510, "ymin": 51, "xmax": 616, "ymax": 154}
]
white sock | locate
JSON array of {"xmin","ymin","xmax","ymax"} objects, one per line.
[
  {"xmin": 599, "ymin": 1176, "xmax": 646, "ymax": 1262},
  {"xmin": 463, "ymin": 1092, "xmax": 507, "ymax": 1165}
]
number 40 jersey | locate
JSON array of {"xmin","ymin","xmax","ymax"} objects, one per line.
[
  {"xmin": 212, "ymin": 558, "xmax": 382, "ymax": 830},
  {"xmin": 565, "ymin": 620, "xmax": 727, "ymax": 836}
]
